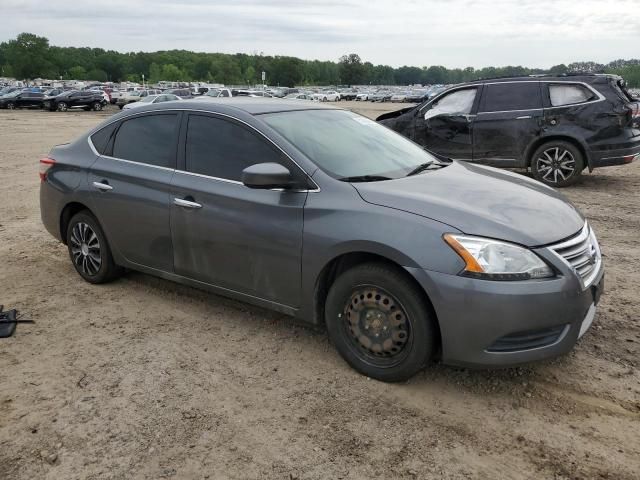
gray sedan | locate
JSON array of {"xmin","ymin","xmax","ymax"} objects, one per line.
[{"xmin": 39, "ymin": 99, "xmax": 604, "ymax": 381}]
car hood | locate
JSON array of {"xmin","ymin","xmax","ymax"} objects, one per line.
[{"xmin": 352, "ymin": 161, "xmax": 584, "ymax": 247}]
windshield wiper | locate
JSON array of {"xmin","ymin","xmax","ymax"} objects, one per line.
[
  {"xmin": 406, "ymin": 160, "xmax": 445, "ymax": 177},
  {"xmin": 339, "ymin": 175, "xmax": 393, "ymax": 183}
]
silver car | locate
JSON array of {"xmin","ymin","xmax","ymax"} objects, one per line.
[{"xmin": 39, "ymin": 99, "xmax": 604, "ymax": 381}]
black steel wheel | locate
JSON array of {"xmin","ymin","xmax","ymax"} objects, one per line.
[
  {"xmin": 325, "ymin": 263, "xmax": 437, "ymax": 382},
  {"xmin": 66, "ymin": 211, "xmax": 122, "ymax": 284},
  {"xmin": 531, "ymin": 141, "xmax": 583, "ymax": 187}
]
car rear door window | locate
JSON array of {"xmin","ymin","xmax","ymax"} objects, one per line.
[
  {"xmin": 479, "ymin": 83, "xmax": 542, "ymax": 112},
  {"xmin": 185, "ymin": 114, "xmax": 284, "ymax": 181},
  {"xmin": 548, "ymin": 84, "xmax": 595, "ymax": 106},
  {"xmin": 112, "ymin": 114, "xmax": 178, "ymax": 168}
]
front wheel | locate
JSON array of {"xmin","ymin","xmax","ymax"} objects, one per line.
[
  {"xmin": 531, "ymin": 141, "xmax": 583, "ymax": 187},
  {"xmin": 66, "ymin": 211, "xmax": 122, "ymax": 284},
  {"xmin": 325, "ymin": 263, "xmax": 437, "ymax": 382},
  {"xmin": 6, "ymin": 102, "xmax": 15, "ymax": 110},
  {"xmin": 92, "ymin": 101, "xmax": 103, "ymax": 111},
  {"xmin": 57, "ymin": 102, "xmax": 68, "ymax": 112}
]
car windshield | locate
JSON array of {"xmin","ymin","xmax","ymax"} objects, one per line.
[
  {"xmin": 261, "ymin": 109, "xmax": 439, "ymax": 180},
  {"xmin": 205, "ymin": 89, "xmax": 221, "ymax": 97},
  {"xmin": 5, "ymin": 90, "xmax": 21, "ymax": 98}
]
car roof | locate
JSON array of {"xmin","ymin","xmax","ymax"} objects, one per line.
[
  {"xmin": 463, "ymin": 73, "xmax": 618, "ymax": 86},
  {"xmin": 145, "ymin": 98, "xmax": 341, "ymax": 115}
]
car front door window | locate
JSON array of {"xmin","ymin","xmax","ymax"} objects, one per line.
[{"xmin": 425, "ymin": 89, "xmax": 477, "ymax": 120}]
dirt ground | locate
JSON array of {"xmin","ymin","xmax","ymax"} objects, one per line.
[{"xmin": 0, "ymin": 102, "xmax": 639, "ymax": 480}]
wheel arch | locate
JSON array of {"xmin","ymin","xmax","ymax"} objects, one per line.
[
  {"xmin": 525, "ymin": 135, "xmax": 592, "ymax": 172},
  {"xmin": 59, "ymin": 202, "xmax": 95, "ymax": 245},
  {"xmin": 313, "ymin": 251, "xmax": 442, "ymax": 352}
]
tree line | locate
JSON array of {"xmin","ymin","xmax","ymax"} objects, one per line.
[{"xmin": 1, "ymin": 33, "xmax": 639, "ymax": 87}]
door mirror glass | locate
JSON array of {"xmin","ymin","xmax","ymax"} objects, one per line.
[{"xmin": 241, "ymin": 163, "xmax": 293, "ymax": 189}]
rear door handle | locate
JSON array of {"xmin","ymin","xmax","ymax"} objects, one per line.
[
  {"xmin": 92, "ymin": 181, "xmax": 113, "ymax": 191},
  {"xmin": 174, "ymin": 197, "xmax": 202, "ymax": 209}
]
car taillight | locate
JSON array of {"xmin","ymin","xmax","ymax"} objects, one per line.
[{"xmin": 39, "ymin": 157, "xmax": 56, "ymax": 182}]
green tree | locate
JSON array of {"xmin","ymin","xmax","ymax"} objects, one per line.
[
  {"xmin": 68, "ymin": 66, "xmax": 87, "ymax": 80},
  {"xmin": 4, "ymin": 32, "xmax": 53, "ymax": 79},
  {"xmin": 339, "ymin": 53, "xmax": 364, "ymax": 85}
]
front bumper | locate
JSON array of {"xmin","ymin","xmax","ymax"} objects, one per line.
[{"xmin": 407, "ymin": 259, "xmax": 604, "ymax": 368}]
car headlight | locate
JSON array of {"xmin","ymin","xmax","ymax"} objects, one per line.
[{"xmin": 443, "ymin": 234, "xmax": 554, "ymax": 280}]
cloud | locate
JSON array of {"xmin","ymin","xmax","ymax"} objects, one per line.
[{"xmin": 0, "ymin": 0, "xmax": 638, "ymax": 67}]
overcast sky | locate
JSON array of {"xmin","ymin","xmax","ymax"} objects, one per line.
[{"xmin": 1, "ymin": 0, "xmax": 639, "ymax": 68}]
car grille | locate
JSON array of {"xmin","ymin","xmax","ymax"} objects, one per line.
[
  {"xmin": 549, "ymin": 223, "xmax": 601, "ymax": 288},
  {"xmin": 487, "ymin": 325, "xmax": 569, "ymax": 353}
]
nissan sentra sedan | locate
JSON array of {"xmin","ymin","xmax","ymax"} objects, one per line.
[{"xmin": 39, "ymin": 99, "xmax": 604, "ymax": 382}]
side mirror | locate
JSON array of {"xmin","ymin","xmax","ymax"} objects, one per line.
[{"xmin": 241, "ymin": 163, "xmax": 293, "ymax": 189}]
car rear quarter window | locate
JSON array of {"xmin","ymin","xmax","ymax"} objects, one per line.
[
  {"xmin": 90, "ymin": 122, "xmax": 118, "ymax": 155},
  {"xmin": 112, "ymin": 114, "xmax": 178, "ymax": 168},
  {"xmin": 479, "ymin": 82, "xmax": 542, "ymax": 112},
  {"xmin": 185, "ymin": 114, "xmax": 285, "ymax": 181},
  {"xmin": 548, "ymin": 84, "xmax": 595, "ymax": 106}
]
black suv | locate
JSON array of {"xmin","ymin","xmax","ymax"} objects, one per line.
[
  {"xmin": 378, "ymin": 74, "xmax": 640, "ymax": 186},
  {"xmin": 0, "ymin": 91, "xmax": 45, "ymax": 109},
  {"xmin": 44, "ymin": 90, "xmax": 107, "ymax": 112}
]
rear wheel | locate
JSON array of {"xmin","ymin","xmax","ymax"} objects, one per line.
[
  {"xmin": 57, "ymin": 102, "xmax": 68, "ymax": 112},
  {"xmin": 325, "ymin": 263, "xmax": 437, "ymax": 382},
  {"xmin": 92, "ymin": 101, "xmax": 103, "ymax": 111},
  {"xmin": 6, "ymin": 102, "xmax": 15, "ymax": 110},
  {"xmin": 531, "ymin": 141, "xmax": 583, "ymax": 187},
  {"xmin": 66, "ymin": 211, "xmax": 122, "ymax": 284}
]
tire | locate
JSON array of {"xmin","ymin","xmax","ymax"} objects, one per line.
[
  {"xmin": 323, "ymin": 97, "xmax": 327, "ymax": 102},
  {"xmin": 92, "ymin": 101, "xmax": 103, "ymax": 111},
  {"xmin": 325, "ymin": 263, "xmax": 437, "ymax": 382},
  {"xmin": 66, "ymin": 211, "xmax": 122, "ymax": 284},
  {"xmin": 7, "ymin": 102, "xmax": 15, "ymax": 110},
  {"xmin": 57, "ymin": 102, "xmax": 68, "ymax": 112},
  {"xmin": 118, "ymin": 104, "xmax": 124, "ymax": 110},
  {"xmin": 531, "ymin": 140, "xmax": 584, "ymax": 187}
]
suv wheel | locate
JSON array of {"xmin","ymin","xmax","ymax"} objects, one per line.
[
  {"xmin": 57, "ymin": 102, "xmax": 68, "ymax": 112},
  {"xmin": 6, "ymin": 102, "xmax": 15, "ymax": 110},
  {"xmin": 531, "ymin": 141, "xmax": 584, "ymax": 187},
  {"xmin": 66, "ymin": 211, "xmax": 122, "ymax": 284},
  {"xmin": 325, "ymin": 263, "xmax": 437, "ymax": 382},
  {"xmin": 92, "ymin": 101, "xmax": 103, "ymax": 111}
]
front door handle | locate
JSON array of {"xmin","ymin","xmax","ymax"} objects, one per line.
[
  {"xmin": 174, "ymin": 197, "xmax": 202, "ymax": 209},
  {"xmin": 516, "ymin": 115, "xmax": 532, "ymax": 120},
  {"xmin": 92, "ymin": 181, "xmax": 113, "ymax": 191}
]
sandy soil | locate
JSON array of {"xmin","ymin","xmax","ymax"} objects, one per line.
[{"xmin": 0, "ymin": 102, "xmax": 638, "ymax": 480}]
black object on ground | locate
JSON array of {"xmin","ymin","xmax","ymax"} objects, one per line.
[{"xmin": 0, "ymin": 305, "xmax": 35, "ymax": 338}]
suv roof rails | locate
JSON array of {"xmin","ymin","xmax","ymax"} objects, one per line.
[{"xmin": 467, "ymin": 71, "xmax": 616, "ymax": 83}]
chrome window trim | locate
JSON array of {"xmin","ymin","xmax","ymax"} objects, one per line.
[
  {"xmin": 87, "ymin": 108, "xmax": 321, "ymax": 192},
  {"xmin": 422, "ymin": 80, "xmax": 605, "ymax": 116}
]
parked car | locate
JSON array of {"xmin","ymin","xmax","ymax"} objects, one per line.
[
  {"xmin": 370, "ymin": 90, "xmax": 393, "ymax": 102},
  {"xmin": 378, "ymin": 74, "xmax": 640, "ymax": 187},
  {"xmin": 355, "ymin": 92, "xmax": 371, "ymax": 101},
  {"xmin": 163, "ymin": 88, "xmax": 193, "ymax": 99},
  {"xmin": 283, "ymin": 93, "xmax": 314, "ymax": 100},
  {"xmin": 339, "ymin": 89, "xmax": 358, "ymax": 101},
  {"xmin": 313, "ymin": 90, "xmax": 340, "ymax": 102},
  {"xmin": 117, "ymin": 89, "xmax": 163, "ymax": 109},
  {"xmin": 123, "ymin": 94, "xmax": 182, "ymax": 110},
  {"xmin": 43, "ymin": 90, "xmax": 107, "ymax": 112},
  {"xmin": 43, "ymin": 88, "xmax": 65, "ymax": 97},
  {"xmin": 405, "ymin": 90, "xmax": 430, "ymax": 103},
  {"xmin": 203, "ymin": 88, "xmax": 233, "ymax": 98},
  {"xmin": 390, "ymin": 92, "xmax": 411, "ymax": 103},
  {"xmin": 0, "ymin": 91, "xmax": 45, "ymax": 109},
  {"xmin": 40, "ymin": 99, "xmax": 603, "ymax": 382}
]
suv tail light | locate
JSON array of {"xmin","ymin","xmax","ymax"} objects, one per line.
[
  {"xmin": 39, "ymin": 157, "xmax": 56, "ymax": 182},
  {"xmin": 627, "ymin": 102, "xmax": 640, "ymax": 128}
]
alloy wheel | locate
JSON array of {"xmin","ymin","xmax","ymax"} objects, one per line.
[
  {"xmin": 57, "ymin": 102, "xmax": 68, "ymax": 112},
  {"xmin": 343, "ymin": 286, "xmax": 411, "ymax": 365},
  {"xmin": 69, "ymin": 222, "xmax": 102, "ymax": 276},
  {"xmin": 536, "ymin": 147, "xmax": 576, "ymax": 184}
]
